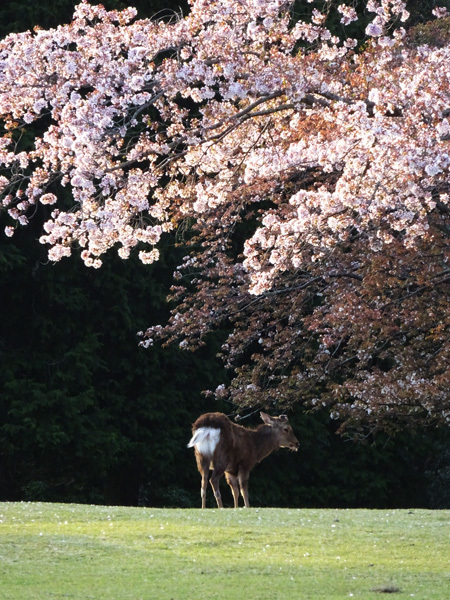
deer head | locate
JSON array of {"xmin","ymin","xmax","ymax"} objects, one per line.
[{"xmin": 260, "ymin": 412, "xmax": 300, "ymax": 451}]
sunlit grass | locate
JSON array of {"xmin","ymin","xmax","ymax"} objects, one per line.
[{"xmin": 0, "ymin": 503, "xmax": 448, "ymax": 599}]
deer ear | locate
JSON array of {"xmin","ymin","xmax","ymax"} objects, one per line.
[{"xmin": 260, "ymin": 412, "xmax": 273, "ymax": 425}]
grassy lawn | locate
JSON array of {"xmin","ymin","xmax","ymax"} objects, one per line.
[{"xmin": 0, "ymin": 503, "xmax": 448, "ymax": 599}]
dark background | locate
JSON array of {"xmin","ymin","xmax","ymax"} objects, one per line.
[{"xmin": 0, "ymin": 0, "xmax": 449, "ymax": 509}]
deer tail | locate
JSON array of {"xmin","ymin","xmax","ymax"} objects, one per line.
[{"xmin": 187, "ymin": 427, "xmax": 221, "ymax": 458}]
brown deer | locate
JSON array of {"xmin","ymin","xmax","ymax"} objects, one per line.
[{"xmin": 187, "ymin": 412, "xmax": 299, "ymax": 508}]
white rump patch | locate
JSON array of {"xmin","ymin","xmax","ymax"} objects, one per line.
[{"xmin": 187, "ymin": 427, "xmax": 221, "ymax": 458}]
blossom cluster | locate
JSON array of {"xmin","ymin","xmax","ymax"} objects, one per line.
[{"xmin": 1, "ymin": 0, "xmax": 449, "ymax": 429}]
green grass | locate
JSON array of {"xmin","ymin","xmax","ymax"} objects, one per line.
[{"xmin": 0, "ymin": 503, "xmax": 449, "ymax": 599}]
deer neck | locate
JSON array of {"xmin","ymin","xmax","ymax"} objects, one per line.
[{"xmin": 253, "ymin": 425, "xmax": 279, "ymax": 462}]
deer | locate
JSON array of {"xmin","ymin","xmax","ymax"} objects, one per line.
[{"xmin": 187, "ymin": 411, "xmax": 299, "ymax": 508}]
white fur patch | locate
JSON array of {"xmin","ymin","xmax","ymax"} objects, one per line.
[{"xmin": 187, "ymin": 427, "xmax": 221, "ymax": 458}]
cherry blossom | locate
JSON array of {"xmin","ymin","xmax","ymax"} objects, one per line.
[
  {"xmin": 337, "ymin": 4, "xmax": 358, "ymax": 26},
  {"xmin": 1, "ymin": 0, "xmax": 449, "ymax": 431}
]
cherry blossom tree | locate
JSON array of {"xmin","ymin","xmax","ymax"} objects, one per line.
[{"xmin": 1, "ymin": 0, "xmax": 449, "ymax": 432}]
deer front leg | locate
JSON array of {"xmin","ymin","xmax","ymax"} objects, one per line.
[
  {"xmin": 238, "ymin": 471, "xmax": 250, "ymax": 508},
  {"xmin": 225, "ymin": 472, "xmax": 240, "ymax": 508}
]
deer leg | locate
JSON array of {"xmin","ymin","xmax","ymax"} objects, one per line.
[
  {"xmin": 225, "ymin": 472, "xmax": 240, "ymax": 508},
  {"xmin": 238, "ymin": 471, "xmax": 250, "ymax": 508},
  {"xmin": 201, "ymin": 472, "xmax": 208, "ymax": 509},
  {"xmin": 196, "ymin": 452, "xmax": 210, "ymax": 509},
  {"xmin": 209, "ymin": 468, "xmax": 224, "ymax": 508}
]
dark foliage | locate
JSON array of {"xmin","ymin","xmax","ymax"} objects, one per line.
[{"xmin": 0, "ymin": 0, "xmax": 448, "ymax": 509}]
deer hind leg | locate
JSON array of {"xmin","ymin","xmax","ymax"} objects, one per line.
[
  {"xmin": 225, "ymin": 472, "xmax": 240, "ymax": 508},
  {"xmin": 238, "ymin": 471, "xmax": 250, "ymax": 508},
  {"xmin": 209, "ymin": 468, "xmax": 225, "ymax": 508},
  {"xmin": 196, "ymin": 452, "xmax": 210, "ymax": 509}
]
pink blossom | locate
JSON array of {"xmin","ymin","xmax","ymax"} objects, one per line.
[
  {"xmin": 39, "ymin": 193, "xmax": 58, "ymax": 205},
  {"xmin": 400, "ymin": 10, "xmax": 409, "ymax": 22},
  {"xmin": 378, "ymin": 36, "xmax": 395, "ymax": 48},
  {"xmin": 48, "ymin": 244, "xmax": 72, "ymax": 261},
  {"xmin": 365, "ymin": 21, "xmax": 383, "ymax": 37},
  {"xmin": 425, "ymin": 163, "xmax": 442, "ymax": 176},
  {"xmin": 432, "ymin": 7, "xmax": 449, "ymax": 18},
  {"xmin": 311, "ymin": 9, "xmax": 326, "ymax": 25},
  {"xmin": 337, "ymin": 4, "xmax": 358, "ymax": 26},
  {"xmin": 0, "ymin": 0, "xmax": 448, "ymax": 341},
  {"xmin": 139, "ymin": 249, "xmax": 160, "ymax": 264}
]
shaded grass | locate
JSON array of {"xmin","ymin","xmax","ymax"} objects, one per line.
[{"xmin": 0, "ymin": 503, "xmax": 449, "ymax": 599}]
